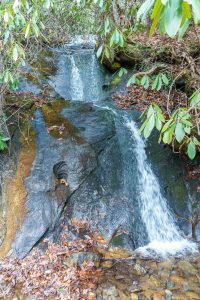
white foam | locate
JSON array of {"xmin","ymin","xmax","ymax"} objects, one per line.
[{"xmin": 136, "ymin": 240, "xmax": 198, "ymax": 258}]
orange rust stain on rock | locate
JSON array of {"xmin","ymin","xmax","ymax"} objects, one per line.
[{"xmin": 0, "ymin": 139, "xmax": 36, "ymax": 258}]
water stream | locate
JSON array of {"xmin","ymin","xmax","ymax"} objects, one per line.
[
  {"xmin": 50, "ymin": 48, "xmax": 108, "ymax": 102},
  {"xmin": 93, "ymin": 104, "xmax": 197, "ymax": 257},
  {"xmin": 69, "ymin": 55, "xmax": 84, "ymax": 101},
  {"xmin": 125, "ymin": 118, "xmax": 197, "ymax": 256},
  {"xmin": 45, "ymin": 38, "xmax": 198, "ymax": 257}
]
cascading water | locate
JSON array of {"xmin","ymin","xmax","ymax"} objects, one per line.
[
  {"xmin": 95, "ymin": 105, "xmax": 197, "ymax": 257},
  {"xmin": 49, "ymin": 37, "xmax": 198, "ymax": 257},
  {"xmin": 50, "ymin": 42, "xmax": 108, "ymax": 102},
  {"xmin": 125, "ymin": 118, "xmax": 197, "ymax": 257},
  {"xmin": 69, "ymin": 55, "xmax": 84, "ymax": 101}
]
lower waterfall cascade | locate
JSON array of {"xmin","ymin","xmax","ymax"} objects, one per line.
[
  {"xmin": 95, "ymin": 104, "xmax": 198, "ymax": 258},
  {"xmin": 125, "ymin": 118, "xmax": 197, "ymax": 257}
]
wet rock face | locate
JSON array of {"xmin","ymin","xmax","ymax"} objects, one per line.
[
  {"xmin": 51, "ymin": 104, "xmax": 138, "ymax": 250},
  {"xmin": 11, "ymin": 105, "xmax": 98, "ymax": 258},
  {"xmin": 3, "ymin": 98, "xmax": 140, "ymax": 258},
  {"xmin": 0, "ymin": 174, "xmax": 6, "ymax": 246},
  {"xmin": 0, "ymin": 136, "xmax": 22, "ymax": 254},
  {"xmin": 2, "ymin": 98, "xmax": 199, "ymax": 258},
  {"xmin": 1, "ymin": 98, "xmax": 133, "ymax": 258}
]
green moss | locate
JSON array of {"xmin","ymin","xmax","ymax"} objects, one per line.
[
  {"xmin": 110, "ymin": 62, "xmax": 121, "ymax": 71},
  {"xmin": 110, "ymin": 235, "xmax": 124, "ymax": 247},
  {"xmin": 31, "ymin": 49, "xmax": 56, "ymax": 74},
  {"xmin": 111, "ymin": 76, "xmax": 121, "ymax": 86}
]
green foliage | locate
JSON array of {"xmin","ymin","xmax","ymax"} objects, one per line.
[
  {"xmin": 137, "ymin": 0, "xmax": 200, "ymax": 38},
  {"xmin": 140, "ymin": 103, "xmax": 166, "ymax": 138},
  {"xmin": 0, "ymin": 0, "xmax": 54, "ymax": 88},
  {"xmin": 118, "ymin": 67, "xmax": 128, "ymax": 78},
  {"xmin": 0, "ymin": 135, "xmax": 9, "ymax": 150},
  {"xmin": 127, "ymin": 72, "xmax": 170, "ymax": 90},
  {"xmin": 110, "ymin": 29, "xmax": 124, "ymax": 47},
  {"xmin": 140, "ymin": 90, "xmax": 200, "ymax": 159},
  {"xmin": 0, "ymin": 0, "xmax": 199, "ymax": 160},
  {"xmin": 127, "ymin": 75, "xmax": 140, "ymax": 86}
]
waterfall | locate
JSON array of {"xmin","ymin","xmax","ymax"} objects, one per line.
[
  {"xmin": 88, "ymin": 54, "xmax": 99, "ymax": 100},
  {"xmin": 125, "ymin": 118, "xmax": 197, "ymax": 257},
  {"xmin": 50, "ymin": 35, "xmax": 109, "ymax": 102},
  {"xmin": 51, "ymin": 42, "xmax": 198, "ymax": 257},
  {"xmin": 96, "ymin": 105, "xmax": 197, "ymax": 257},
  {"xmin": 69, "ymin": 55, "xmax": 84, "ymax": 101}
]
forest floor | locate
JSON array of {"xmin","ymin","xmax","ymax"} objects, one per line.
[{"xmin": 0, "ymin": 228, "xmax": 199, "ymax": 300}]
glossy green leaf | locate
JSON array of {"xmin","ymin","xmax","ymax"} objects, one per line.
[
  {"xmin": 161, "ymin": 119, "xmax": 173, "ymax": 133},
  {"xmin": 182, "ymin": 1, "xmax": 192, "ymax": 19},
  {"xmin": 152, "ymin": 75, "xmax": 159, "ymax": 90},
  {"xmin": 141, "ymin": 75, "xmax": 150, "ymax": 89},
  {"xmin": 184, "ymin": 127, "xmax": 191, "ymax": 134},
  {"xmin": 104, "ymin": 17, "xmax": 110, "ymax": 35},
  {"xmin": 44, "ymin": 0, "xmax": 51, "ymax": 9},
  {"xmin": 96, "ymin": 45, "xmax": 103, "ymax": 58},
  {"xmin": 161, "ymin": 73, "xmax": 169, "ymax": 85},
  {"xmin": 137, "ymin": 0, "xmax": 155, "ymax": 21},
  {"xmin": 187, "ymin": 140, "xmax": 196, "ymax": 159},
  {"xmin": 25, "ymin": 23, "xmax": 31, "ymax": 38},
  {"xmin": 118, "ymin": 67, "xmax": 127, "ymax": 77},
  {"xmin": 4, "ymin": 12, "xmax": 9, "ymax": 23},
  {"xmin": 178, "ymin": 18, "xmax": 191, "ymax": 40},
  {"xmin": 104, "ymin": 47, "xmax": 110, "ymax": 59},
  {"xmin": 190, "ymin": 90, "xmax": 200, "ymax": 107},
  {"xmin": 193, "ymin": 137, "xmax": 200, "ymax": 146},
  {"xmin": 163, "ymin": 126, "xmax": 175, "ymax": 144},
  {"xmin": 156, "ymin": 117, "xmax": 162, "ymax": 131},
  {"xmin": 150, "ymin": 0, "xmax": 164, "ymax": 36},
  {"xmin": 119, "ymin": 33, "xmax": 124, "ymax": 47},
  {"xmin": 175, "ymin": 122, "xmax": 185, "ymax": 142},
  {"xmin": 157, "ymin": 112, "xmax": 165, "ymax": 122},
  {"xmin": 156, "ymin": 76, "xmax": 162, "ymax": 91},
  {"xmin": 164, "ymin": 0, "xmax": 183, "ymax": 37},
  {"xmin": 127, "ymin": 75, "xmax": 137, "ymax": 87},
  {"xmin": 189, "ymin": 0, "xmax": 200, "ymax": 23},
  {"xmin": 13, "ymin": 46, "xmax": 18, "ymax": 61}
]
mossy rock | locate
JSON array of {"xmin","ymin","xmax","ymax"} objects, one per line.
[
  {"xmin": 111, "ymin": 76, "xmax": 121, "ymax": 86},
  {"xmin": 102, "ymin": 57, "xmax": 121, "ymax": 71}
]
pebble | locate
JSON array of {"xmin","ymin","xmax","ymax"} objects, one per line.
[
  {"xmin": 153, "ymin": 293, "xmax": 165, "ymax": 300},
  {"xmin": 165, "ymin": 289, "xmax": 172, "ymax": 300},
  {"xmin": 103, "ymin": 286, "xmax": 119, "ymax": 297},
  {"xmin": 134, "ymin": 263, "xmax": 146, "ymax": 275},
  {"xmin": 118, "ymin": 290, "xmax": 130, "ymax": 300},
  {"xmin": 177, "ymin": 260, "xmax": 197, "ymax": 276},
  {"xmin": 115, "ymin": 275, "xmax": 125, "ymax": 280},
  {"xmin": 166, "ymin": 281, "xmax": 174, "ymax": 289},
  {"xmin": 130, "ymin": 293, "xmax": 139, "ymax": 300},
  {"xmin": 88, "ymin": 292, "xmax": 96, "ymax": 300},
  {"xmin": 101, "ymin": 260, "xmax": 113, "ymax": 269}
]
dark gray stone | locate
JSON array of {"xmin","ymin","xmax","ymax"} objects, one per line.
[
  {"xmin": 64, "ymin": 252, "xmax": 102, "ymax": 267},
  {"xmin": 11, "ymin": 104, "xmax": 122, "ymax": 258}
]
